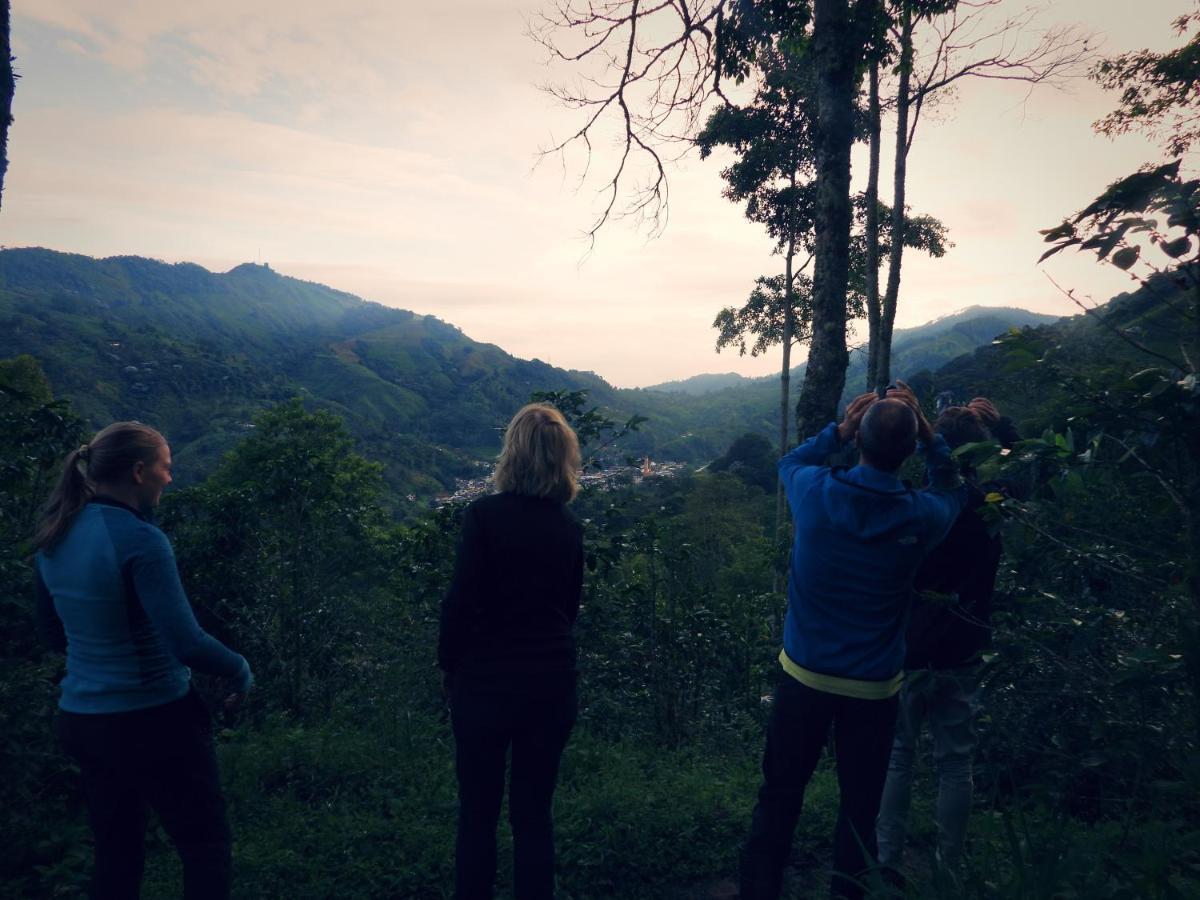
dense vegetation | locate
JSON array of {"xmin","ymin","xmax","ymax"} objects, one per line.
[
  {"xmin": 3, "ymin": 2, "xmax": 1199, "ymax": 895},
  {"xmin": 2, "ymin": 256, "xmax": 1197, "ymax": 896}
]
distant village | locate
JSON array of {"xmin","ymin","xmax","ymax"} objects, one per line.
[{"xmin": 436, "ymin": 457, "xmax": 690, "ymax": 507}]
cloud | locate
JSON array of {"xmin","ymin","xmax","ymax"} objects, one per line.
[
  {"xmin": 18, "ymin": 1, "xmax": 525, "ymax": 106},
  {"xmin": 6, "ymin": 105, "xmax": 563, "ymax": 267},
  {"xmin": 7, "ymin": 0, "xmax": 1191, "ymax": 386}
]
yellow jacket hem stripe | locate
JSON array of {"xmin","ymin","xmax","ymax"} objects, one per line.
[{"xmin": 778, "ymin": 649, "xmax": 904, "ymax": 700}]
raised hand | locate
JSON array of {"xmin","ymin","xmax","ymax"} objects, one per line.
[
  {"xmin": 967, "ymin": 397, "xmax": 1001, "ymax": 426},
  {"xmin": 886, "ymin": 381, "xmax": 935, "ymax": 445},
  {"xmin": 837, "ymin": 392, "xmax": 879, "ymax": 443}
]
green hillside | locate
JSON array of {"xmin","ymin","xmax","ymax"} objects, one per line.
[
  {"xmin": 907, "ymin": 270, "xmax": 1194, "ymax": 434},
  {"xmin": 0, "ymin": 248, "xmax": 1060, "ymax": 506},
  {"xmin": 621, "ymin": 305, "xmax": 1060, "ymax": 462},
  {"xmin": 0, "ymin": 248, "xmax": 615, "ymax": 508}
]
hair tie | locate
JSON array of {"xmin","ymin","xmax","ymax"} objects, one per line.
[{"xmin": 77, "ymin": 444, "xmax": 91, "ymax": 462}]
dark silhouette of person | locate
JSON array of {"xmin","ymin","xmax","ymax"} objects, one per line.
[
  {"xmin": 439, "ymin": 403, "xmax": 585, "ymax": 900},
  {"xmin": 740, "ymin": 385, "xmax": 965, "ymax": 900}
]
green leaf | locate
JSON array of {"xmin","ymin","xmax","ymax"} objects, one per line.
[
  {"xmin": 951, "ymin": 440, "xmax": 1000, "ymax": 467},
  {"xmin": 1161, "ymin": 235, "xmax": 1192, "ymax": 257},
  {"xmin": 1037, "ymin": 239, "xmax": 1080, "ymax": 263},
  {"xmin": 1111, "ymin": 245, "xmax": 1141, "ymax": 269},
  {"xmin": 1038, "ymin": 221, "xmax": 1076, "ymax": 240}
]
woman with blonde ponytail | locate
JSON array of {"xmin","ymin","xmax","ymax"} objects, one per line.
[{"xmin": 34, "ymin": 422, "xmax": 253, "ymax": 900}]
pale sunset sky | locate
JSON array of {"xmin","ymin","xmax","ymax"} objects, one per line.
[{"xmin": 3, "ymin": 1, "xmax": 1194, "ymax": 386}]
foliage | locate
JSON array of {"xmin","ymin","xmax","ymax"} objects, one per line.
[
  {"xmin": 528, "ymin": 389, "xmax": 647, "ymax": 470},
  {"xmin": 708, "ymin": 431, "xmax": 780, "ymax": 493},
  {"xmin": 573, "ymin": 472, "xmax": 778, "ymax": 748},
  {"xmin": 1093, "ymin": 9, "xmax": 1200, "ymax": 157},
  {"xmin": 7, "ymin": 10, "xmax": 1200, "ymax": 892},
  {"xmin": 5, "ymin": 356, "xmax": 1200, "ymax": 895},
  {"xmin": 1037, "ymin": 62, "xmax": 1200, "ymax": 740},
  {"xmin": 711, "ymin": 204, "xmax": 948, "ymax": 363},
  {"xmin": 161, "ymin": 399, "xmax": 394, "ymax": 718},
  {"xmin": 697, "ymin": 44, "xmax": 819, "ymax": 251},
  {"xmin": 697, "ymin": 42, "xmax": 948, "ymax": 367},
  {"xmin": 0, "ymin": 356, "xmax": 86, "ymax": 897},
  {"xmin": 714, "ymin": 271, "xmax": 817, "ymax": 359}
]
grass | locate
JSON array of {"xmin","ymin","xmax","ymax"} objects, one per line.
[
  {"xmin": 27, "ymin": 710, "xmax": 1199, "ymax": 900},
  {"xmin": 135, "ymin": 712, "xmax": 786, "ymax": 899}
]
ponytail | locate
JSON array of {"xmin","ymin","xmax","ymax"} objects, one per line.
[{"xmin": 33, "ymin": 422, "xmax": 165, "ymax": 553}]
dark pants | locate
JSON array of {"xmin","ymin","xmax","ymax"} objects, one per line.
[
  {"xmin": 58, "ymin": 690, "xmax": 232, "ymax": 900},
  {"xmin": 451, "ymin": 682, "xmax": 577, "ymax": 900},
  {"xmin": 740, "ymin": 675, "xmax": 899, "ymax": 900}
]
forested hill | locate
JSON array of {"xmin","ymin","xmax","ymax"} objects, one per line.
[
  {"xmin": 0, "ymin": 248, "xmax": 620, "ymax": 505},
  {"xmin": 643, "ymin": 305, "xmax": 1057, "ymax": 397},
  {"xmin": 0, "ymin": 247, "xmax": 1057, "ymax": 507},
  {"xmin": 907, "ymin": 268, "xmax": 1198, "ymax": 435},
  {"xmin": 643, "ymin": 371, "xmax": 752, "ymax": 394}
]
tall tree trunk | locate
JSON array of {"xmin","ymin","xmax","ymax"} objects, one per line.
[
  {"xmin": 878, "ymin": 4, "xmax": 913, "ymax": 386},
  {"xmin": 1, "ymin": 0, "xmax": 13, "ymax": 208},
  {"xmin": 774, "ymin": 236, "xmax": 796, "ymax": 597},
  {"xmin": 780, "ymin": 238, "xmax": 796, "ymax": 460},
  {"xmin": 864, "ymin": 58, "xmax": 882, "ymax": 390},
  {"xmin": 796, "ymin": 0, "xmax": 869, "ymax": 438},
  {"xmin": 1188, "ymin": 265, "xmax": 1200, "ymax": 741}
]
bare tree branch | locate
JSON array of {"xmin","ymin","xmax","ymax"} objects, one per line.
[
  {"xmin": 530, "ymin": 0, "xmax": 728, "ymax": 245},
  {"xmin": 904, "ymin": 1, "xmax": 1095, "ymax": 153}
]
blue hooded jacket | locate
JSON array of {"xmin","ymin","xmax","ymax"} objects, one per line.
[{"xmin": 779, "ymin": 423, "xmax": 964, "ymax": 695}]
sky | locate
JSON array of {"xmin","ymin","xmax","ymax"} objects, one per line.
[{"xmin": 2, "ymin": 1, "xmax": 1194, "ymax": 387}]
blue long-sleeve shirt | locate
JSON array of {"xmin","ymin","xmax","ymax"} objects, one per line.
[
  {"xmin": 778, "ymin": 422, "xmax": 965, "ymax": 696},
  {"xmin": 35, "ymin": 496, "xmax": 250, "ymax": 713}
]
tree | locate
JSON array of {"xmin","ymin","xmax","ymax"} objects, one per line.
[
  {"xmin": 863, "ymin": 47, "xmax": 885, "ymax": 389},
  {"xmin": 697, "ymin": 39, "xmax": 817, "ymax": 534},
  {"xmin": 1, "ymin": 1, "xmax": 12, "ymax": 207},
  {"xmin": 1092, "ymin": 8, "xmax": 1200, "ymax": 158},
  {"xmin": 530, "ymin": 0, "xmax": 729, "ymax": 243},
  {"xmin": 162, "ymin": 399, "xmax": 391, "ymax": 716},
  {"xmin": 868, "ymin": 0, "xmax": 1092, "ymax": 388},
  {"xmin": 710, "ymin": 199, "xmax": 947, "ymax": 398},
  {"xmin": 697, "ymin": 13, "xmax": 949, "ymax": 555},
  {"xmin": 795, "ymin": 0, "xmax": 880, "ymax": 437},
  {"xmin": 0, "ymin": 357, "xmax": 84, "ymax": 892},
  {"xmin": 1039, "ymin": 161, "xmax": 1200, "ymax": 734},
  {"xmin": 708, "ymin": 431, "xmax": 779, "ymax": 493},
  {"xmin": 534, "ymin": 0, "xmax": 880, "ymax": 435},
  {"xmin": 1036, "ymin": 8, "xmax": 1200, "ymax": 736}
]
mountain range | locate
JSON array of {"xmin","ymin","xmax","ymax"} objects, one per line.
[
  {"xmin": 0, "ymin": 247, "xmax": 1062, "ymax": 510},
  {"xmin": 644, "ymin": 305, "xmax": 1058, "ymax": 396}
]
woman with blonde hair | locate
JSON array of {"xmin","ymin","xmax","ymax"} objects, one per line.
[
  {"xmin": 438, "ymin": 403, "xmax": 584, "ymax": 900},
  {"xmin": 34, "ymin": 422, "xmax": 252, "ymax": 900}
]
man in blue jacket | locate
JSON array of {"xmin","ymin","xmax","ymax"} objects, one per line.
[{"xmin": 740, "ymin": 384, "xmax": 965, "ymax": 900}]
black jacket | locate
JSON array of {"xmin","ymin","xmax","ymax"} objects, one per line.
[
  {"xmin": 438, "ymin": 492, "xmax": 583, "ymax": 691},
  {"xmin": 905, "ymin": 416, "xmax": 1018, "ymax": 669},
  {"xmin": 905, "ymin": 481, "xmax": 1001, "ymax": 669}
]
